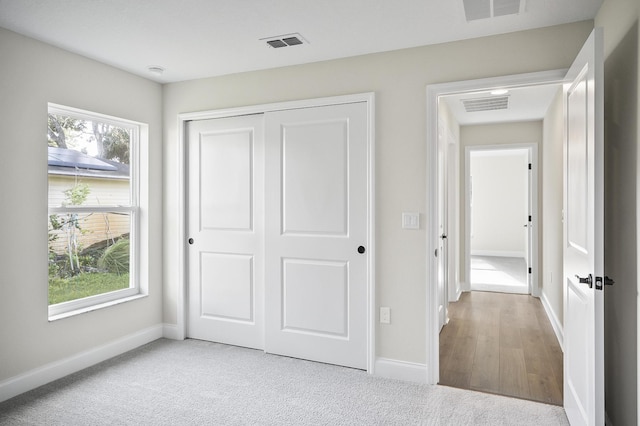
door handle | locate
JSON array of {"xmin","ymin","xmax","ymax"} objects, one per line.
[
  {"xmin": 188, "ymin": 238, "xmax": 194, "ymax": 245},
  {"xmin": 575, "ymin": 274, "xmax": 593, "ymax": 288},
  {"xmin": 357, "ymin": 246, "xmax": 366, "ymax": 254}
]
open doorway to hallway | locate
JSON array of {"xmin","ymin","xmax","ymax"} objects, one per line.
[{"xmin": 430, "ymin": 75, "xmax": 564, "ymax": 405}]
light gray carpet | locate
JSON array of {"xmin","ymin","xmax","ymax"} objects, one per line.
[{"xmin": 0, "ymin": 339, "xmax": 568, "ymax": 425}]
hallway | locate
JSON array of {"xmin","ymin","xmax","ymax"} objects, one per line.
[{"xmin": 439, "ymin": 291, "xmax": 563, "ymax": 405}]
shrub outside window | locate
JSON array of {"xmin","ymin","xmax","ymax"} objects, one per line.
[{"xmin": 47, "ymin": 104, "xmax": 144, "ymax": 318}]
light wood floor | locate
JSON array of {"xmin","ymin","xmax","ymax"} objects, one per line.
[{"xmin": 439, "ymin": 291, "xmax": 563, "ymax": 405}]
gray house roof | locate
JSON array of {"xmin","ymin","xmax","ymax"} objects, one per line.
[{"xmin": 48, "ymin": 146, "xmax": 129, "ymax": 179}]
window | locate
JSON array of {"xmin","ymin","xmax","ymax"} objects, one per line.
[{"xmin": 47, "ymin": 104, "xmax": 147, "ymax": 319}]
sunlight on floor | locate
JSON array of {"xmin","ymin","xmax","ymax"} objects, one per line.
[{"xmin": 470, "ymin": 257, "xmax": 527, "ymax": 288}]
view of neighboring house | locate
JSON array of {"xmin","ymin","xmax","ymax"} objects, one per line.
[{"xmin": 48, "ymin": 146, "xmax": 130, "ymax": 253}]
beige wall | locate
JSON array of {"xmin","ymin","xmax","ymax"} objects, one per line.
[
  {"xmin": 595, "ymin": 0, "xmax": 639, "ymax": 422},
  {"xmin": 459, "ymin": 121, "xmax": 543, "ymax": 286},
  {"xmin": 0, "ymin": 28, "xmax": 163, "ymax": 382},
  {"xmin": 163, "ymin": 22, "xmax": 592, "ymax": 363},
  {"xmin": 541, "ymin": 88, "xmax": 564, "ymax": 332}
]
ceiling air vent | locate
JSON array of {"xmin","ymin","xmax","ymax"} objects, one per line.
[
  {"xmin": 462, "ymin": 0, "xmax": 524, "ymax": 21},
  {"xmin": 462, "ymin": 96, "xmax": 510, "ymax": 112},
  {"xmin": 262, "ymin": 33, "xmax": 308, "ymax": 49}
]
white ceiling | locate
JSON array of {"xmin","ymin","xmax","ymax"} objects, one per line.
[
  {"xmin": 0, "ymin": 0, "xmax": 601, "ymax": 84},
  {"xmin": 442, "ymin": 84, "xmax": 562, "ymax": 125}
]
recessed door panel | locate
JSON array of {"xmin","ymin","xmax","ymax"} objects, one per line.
[
  {"xmin": 566, "ymin": 76, "xmax": 588, "ymax": 252},
  {"xmin": 200, "ymin": 253, "xmax": 253, "ymax": 322},
  {"xmin": 282, "ymin": 259, "xmax": 348, "ymax": 336},
  {"xmin": 199, "ymin": 130, "xmax": 253, "ymax": 231},
  {"xmin": 282, "ymin": 121, "xmax": 347, "ymax": 235}
]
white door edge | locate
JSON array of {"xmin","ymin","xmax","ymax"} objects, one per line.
[
  {"xmin": 425, "ymin": 70, "xmax": 566, "ymax": 385},
  {"xmin": 176, "ymin": 93, "xmax": 376, "ymax": 374}
]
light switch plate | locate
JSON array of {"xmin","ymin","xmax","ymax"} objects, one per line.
[{"xmin": 402, "ymin": 212, "xmax": 420, "ymax": 229}]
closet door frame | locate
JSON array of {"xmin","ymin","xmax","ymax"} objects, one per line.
[{"xmin": 175, "ymin": 93, "xmax": 376, "ymax": 373}]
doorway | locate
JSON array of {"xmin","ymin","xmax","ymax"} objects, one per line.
[
  {"xmin": 425, "ymin": 70, "xmax": 566, "ymax": 388},
  {"xmin": 466, "ymin": 145, "xmax": 537, "ymax": 296}
]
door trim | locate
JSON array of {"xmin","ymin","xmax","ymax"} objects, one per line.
[
  {"xmin": 464, "ymin": 143, "xmax": 539, "ymax": 297},
  {"xmin": 175, "ymin": 93, "xmax": 376, "ymax": 373},
  {"xmin": 425, "ymin": 70, "xmax": 566, "ymax": 385}
]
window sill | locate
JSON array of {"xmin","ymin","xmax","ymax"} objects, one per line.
[{"xmin": 48, "ymin": 293, "xmax": 148, "ymax": 322}]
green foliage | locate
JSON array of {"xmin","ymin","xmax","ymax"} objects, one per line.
[
  {"xmin": 102, "ymin": 127, "xmax": 130, "ymax": 164},
  {"xmin": 48, "ymin": 273, "xmax": 130, "ymax": 305},
  {"xmin": 63, "ymin": 183, "xmax": 90, "ymax": 206},
  {"xmin": 47, "ymin": 113, "xmax": 130, "ymax": 164},
  {"xmin": 48, "ymin": 113, "xmax": 85, "ymax": 148},
  {"xmin": 98, "ymin": 238, "xmax": 130, "ymax": 275}
]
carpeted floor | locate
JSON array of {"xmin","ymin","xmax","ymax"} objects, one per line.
[{"xmin": 0, "ymin": 339, "xmax": 569, "ymax": 425}]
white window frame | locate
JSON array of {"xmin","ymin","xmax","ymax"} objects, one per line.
[{"xmin": 47, "ymin": 103, "xmax": 148, "ymax": 320}]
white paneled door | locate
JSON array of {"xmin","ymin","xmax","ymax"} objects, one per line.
[
  {"xmin": 187, "ymin": 114, "xmax": 265, "ymax": 350},
  {"xmin": 264, "ymin": 103, "xmax": 369, "ymax": 369},
  {"xmin": 187, "ymin": 100, "xmax": 370, "ymax": 370},
  {"xmin": 563, "ymin": 29, "xmax": 604, "ymax": 426}
]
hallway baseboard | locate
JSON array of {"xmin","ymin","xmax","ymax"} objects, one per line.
[{"xmin": 540, "ymin": 292, "xmax": 564, "ymax": 350}]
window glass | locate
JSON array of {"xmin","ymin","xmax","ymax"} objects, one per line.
[{"xmin": 47, "ymin": 107, "xmax": 139, "ymax": 315}]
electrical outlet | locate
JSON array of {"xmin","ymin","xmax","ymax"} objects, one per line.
[{"xmin": 380, "ymin": 307, "xmax": 391, "ymax": 324}]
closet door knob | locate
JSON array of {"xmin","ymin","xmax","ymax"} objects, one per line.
[{"xmin": 357, "ymin": 246, "xmax": 366, "ymax": 254}]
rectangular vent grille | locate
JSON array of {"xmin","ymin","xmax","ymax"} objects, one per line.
[
  {"xmin": 463, "ymin": 0, "xmax": 523, "ymax": 21},
  {"xmin": 262, "ymin": 33, "xmax": 307, "ymax": 49},
  {"xmin": 462, "ymin": 96, "xmax": 509, "ymax": 112}
]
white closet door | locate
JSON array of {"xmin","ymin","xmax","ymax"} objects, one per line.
[
  {"xmin": 187, "ymin": 114, "xmax": 265, "ymax": 350},
  {"xmin": 264, "ymin": 102, "xmax": 369, "ymax": 369}
]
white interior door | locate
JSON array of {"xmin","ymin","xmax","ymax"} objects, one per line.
[
  {"xmin": 563, "ymin": 28, "xmax": 604, "ymax": 426},
  {"xmin": 526, "ymin": 154, "xmax": 533, "ymax": 294},
  {"xmin": 187, "ymin": 115, "xmax": 265, "ymax": 350},
  {"xmin": 264, "ymin": 102, "xmax": 369, "ymax": 369},
  {"xmin": 437, "ymin": 121, "xmax": 449, "ymax": 330}
]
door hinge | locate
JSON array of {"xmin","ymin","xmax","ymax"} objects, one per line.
[
  {"xmin": 528, "ymin": 267, "xmax": 532, "ymax": 274},
  {"xmin": 528, "ymin": 163, "xmax": 532, "ymax": 170},
  {"xmin": 528, "ymin": 215, "xmax": 532, "ymax": 222}
]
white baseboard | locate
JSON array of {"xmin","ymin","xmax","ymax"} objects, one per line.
[
  {"xmin": 540, "ymin": 292, "xmax": 564, "ymax": 351},
  {"xmin": 373, "ymin": 357, "xmax": 427, "ymax": 384},
  {"xmin": 471, "ymin": 250, "xmax": 525, "ymax": 258},
  {"xmin": 0, "ymin": 324, "xmax": 163, "ymax": 403},
  {"xmin": 162, "ymin": 323, "xmax": 183, "ymax": 340}
]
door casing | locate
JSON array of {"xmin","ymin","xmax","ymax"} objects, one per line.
[
  {"xmin": 426, "ymin": 70, "xmax": 567, "ymax": 385},
  {"xmin": 175, "ymin": 93, "xmax": 376, "ymax": 373}
]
